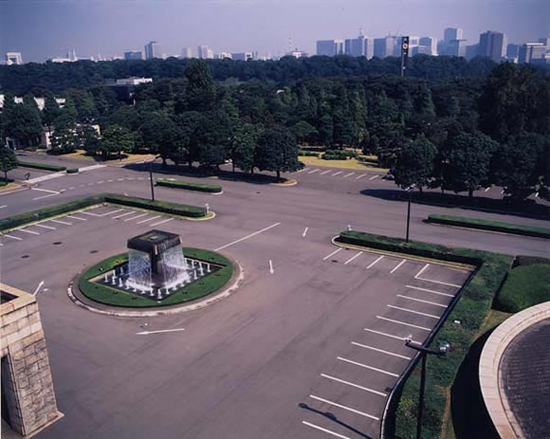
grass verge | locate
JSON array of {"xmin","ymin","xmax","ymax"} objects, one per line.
[
  {"xmin": 78, "ymin": 248, "xmax": 232, "ymax": 308},
  {"xmin": 17, "ymin": 161, "xmax": 66, "ymax": 172},
  {"xmin": 156, "ymin": 179, "xmax": 222, "ymax": 193},
  {"xmin": 336, "ymin": 230, "xmax": 513, "ymax": 439},
  {"xmin": 299, "ymin": 155, "xmax": 388, "ymax": 172},
  {"xmin": 428, "ymin": 213, "xmax": 550, "ymax": 239}
]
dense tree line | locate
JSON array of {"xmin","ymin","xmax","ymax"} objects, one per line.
[{"xmin": 0, "ymin": 54, "xmax": 501, "ymax": 95}]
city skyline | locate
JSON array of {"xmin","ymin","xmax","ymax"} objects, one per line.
[{"xmin": 1, "ymin": 0, "xmax": 548, "ymax": 62}]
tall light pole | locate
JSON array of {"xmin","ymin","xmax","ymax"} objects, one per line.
[
  {"xmin": 405, "ymin": 338, "xmax": 450, "ymax": 439},
  {"xmin": 147, "ymin": 155, "xmax": 161, "ymax": 202},
  {"xmin": 405, "ymin": 184, "xmax": 415, "ymax": 242}
]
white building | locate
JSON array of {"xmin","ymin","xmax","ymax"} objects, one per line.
[
  {"xmin": 216, "ymin": 52, "xmax": 232, "ymax": 59},
  {"xmin": 418, "ymin": 37, "xmax": 438, "ymax": 56},
  {"xmin": 181, "ymin": 47, "xmax": 193, "ymax": 59},
  {"xmin": 198, "ymin": 46, "xmax": 214, "ymax": 59},
  {"xmin": 0, "ymin": 94, "xmax": 66, "ymax": 113},
  {"xmin": 231, "ymin": 52, "xmax": 253, "ymax": 61},
  {"xmin": 5, "ymin": 52, "xmax": 23, "ymax": 65},
  {"xmin": 144, "ymin": 41, "xmax": 161, "ymax": 59},
  {"xmin": 518, "ymin": 42, "xmax": 546, "ymax": 63},
  {"xmin": 115, "ymin": 77, "xmax": 153, "ymax": 86}
]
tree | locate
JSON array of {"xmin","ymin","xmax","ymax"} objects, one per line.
[
  {"xmin": 292, "ymin": 121, "xmax": 317, "ymax": 145},
  {"xmin": 0, "ymin": 147, "xmax": 18, "ymax": 181},
  {"xmin": 78, "ymin": 125, "xmax": 101, "ymax": 156},
  {"xmin": 42, "ymin": 92, "xmax": 61, "ymax": 133},
  {"xmin": 50, "ymin": 127, "xmax": 80, "ymax": 155},
  {"xmin": 491, "ymin": 132, "xmax": 548, "ymax": 200},
  {"xmin": 1, "ymin": 101, "xmax": 43, "ymax": 147},
  {"xmin": 394, "ymin": 138, "xmax": 437, "ymax": 193},
  {"xmin": 442, "ymin": 131, "xmax": 499, "ymax": 198},
  {"xmin": 170, "ymin": 111, "xmax": 203, "ymax": 166},
  {"xmin": 138, "ymin": 113, "xmax": 177, "ymax": 164},
  {"xmin": 194, "ymin": 109, "xmax": 233, "ymax": 169},
  {"xmin": 100, "ymin": 125, "xmax": 134, "ymax": 159},
  {"xmin": 184, "ymin": 59, "xmax": 216, "ymax": 111},
  {"xmin": 255, "ymin": 125, "xmax": 300, "ymax": 180},
  {"xmin": 232, "ymin": 123, "xmax": 263, "ymax": 173}
]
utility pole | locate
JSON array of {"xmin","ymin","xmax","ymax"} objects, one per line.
[{"xmin": 400, "ymin": 36, "xmax": 409, "ymax": 77}]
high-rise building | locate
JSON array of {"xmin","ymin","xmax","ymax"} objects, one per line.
[
  {"xmin": 232, "ymin": 52, "xmax": 253, "ymax": 61},
  {"xmin": 447, "ymin": 39, "xmax": 467, "ymax": 57},
  {"xmin": 5, "ymin": 52, "xmax": 23, "ymax": 65},
  {"xmin": 144, "ymin": 41, "xmax": 160, "ymax": 60},
  {"xmin": 316, "ymin": 39, "xmax": 344, "ymax": 56},
  {"xmin": 518, "ymin": 43, "xmax": 546, "ymax": 63},
  {"xmin": 444, "ymin": 27, "xmax": 463, "ymax": 42},
  {"xmin": 418, "ymin": 37, "xmax": 438, "ymax": 56},
  {"xmin": 216, "ymin": 52, "xmax": 232, "ymax": 59},
  {"xmin": 373, "ymin": 36, "xmax": 397, "ymax": 58},
  {"xmin": 478, "ymin": 31, "xmax": 504, "ymax": 62},
  {"xmin": 197, "ymin": 46, "xmax": 214, "ymax": 59},
  {"xmin": 124, "ymin": 51, "xmax": 143, "ymax": 60},
  {"xmin": 181, "ymin": 47, "xmax": 193, "ymax": 59},
  {"xmin": 506, "ymin": 44, "xmax": 519, "ymax": 60},
  {"xmin": 465, "ymin": 44, "xmax": 479, "ymax": 60}
]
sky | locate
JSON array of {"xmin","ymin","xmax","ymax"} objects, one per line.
[{"xmin": 1, "ymin": 0, "xmax": 549, "ymax": 62}]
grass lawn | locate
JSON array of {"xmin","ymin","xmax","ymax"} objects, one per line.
[
  {"xmin": 63, "ymin": 149, "xmax": 156, "ymax": 163},
  {"xmin": 299, "ymin": 155, "xmax": 388, "ymax": 172}
]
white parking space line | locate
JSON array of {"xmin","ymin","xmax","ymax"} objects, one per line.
[
  {"xmin": 31, "ymin": 187, "xmax": 59, "ymax": 194},
  {"xmin": 342, "ymin": 172, "xmax": 355, "ymax": 179},
  {"xmin": 331, "ymin": 171, "xmax": 343, "ymax": 177},
  {"xmin": 50, "ymin": 219, "xmax": 72, "ymax": 226},
  {"xmin": 369, "ymin": 175, "xmax": 380, "ymax": 181},
  {"xmin": 137, "ymin": 215, "xmax": 160, "ymax": 224},
  {"xmin": 366, "ymin": 255, "xmax": 384, "ymax": 269},
  {"xmin": 35, "ymin": 224, "xmax": 56, "ymax": 230},
  {"xmin": 344, "ymin": 251, "xmax": 363, "ymax": 265},
  {"xmin": 351, "ymin": 342, "xmax": 412, "ymax": 360},
  {"xmin": 215, "ymin": 222, "xmax": 281, "ymax": 251},
  {"xmin": 320, "ymin": 170, "xmax": 332, "ymax": 175},
  {"xmin": 19, "ymin": 229, "xmax": 40, "ymax": 235},
  {"xmin": 101, "ymin": 209, "xmax": 124, "ymax": 216},
  {"xmin": 0, "ymin": 205, "xmax": 7, "ymax": 209},
  {"xmin": 364, "ymin": 328, "xmax": 421, "ymax": 345},
  {"xmin": 150, "ymin": 218, "xmax": 174, "ymax": 227},
  {"xmin": 415, "ymin": 264, "xmax": 430, "ymax": 278},
  {"xmin": 113, "ymin": 211, "xmax": 135, "ymax": 219},
  {"xmin": 308, "ymin": 169, "xmax": 320, "ymax": 174},
  {"xmin": 321, "ymin": 373, "xmax": 387, "ymax": 397},
  {"xmin": 390, "ymin": 259, "xmax": 406, "ymax": 274},
  {"xmin": 66, "ymin": 215, "xmax": 87, "ymax": 221},
  {"xmin": 356, "ymin": 174, "xmax": 366, "ymax": 180},
  {"xmin": 376, "ymin": 316, "xmax": 431, "ymax": 331},
  {"xmin": 309, "ymin": 395, "xmax": 379, "ymax": 421},
  {"xmin": 3, "ymin": 234, "xmax": 23, "ymax": 241},
  {"xmin": 322, "ymin": 248, "xmax": 342, "ymax": 261},
  {"xmin": 337, "ymin": 357, "xmax": 399, "ymax": 378},
  {"xmin": 124, "ymin": 213, "xmax": 148, "ymax": 222},
  {"xmin": 397, "ymin": 294, "xmax": 447, "ymax": 308},
  {"xmin": 80, "ymin": 211, "xmax": 101, "ymax": 217},
  {"xmin": 484, "ymin": 187, "xmax": 491, "ymax": 192},
  {"xmin": 296, "ymin": 168, "xmax": 307, "ymax": 173},
  {"xmin": 387, "ymin": 305, "xmax": 439, "ymax": 319},
  {"xmin": 302, "ymin": 421, "xmax": 351, "ymax": 439},
  {"xmin": 406, "ymin": 285, "xmax": 454, "ymax": 298}
]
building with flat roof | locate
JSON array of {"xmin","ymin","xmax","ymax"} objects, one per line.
[
  {"xmin": 124, "ymin": 51, "xmax": 143, "ymax": 61},
  {"xmin": 479, "ymin": 31, "xmax": 505, "ymax": 62},
  {"xmin": 518, "ymin": 42, "xmax": 546, "ymax": 64},
  {"xmin": 5, "ymin": 52, "xmax": 22, "ymax": 65},
  {"xmin": 418, "ymin": 37, "xmax": 438, "ymax": 56},
  {"xmin": 444, "ymin": 27, "xmax": 463, "ymax": 42},
  {"xmin": 373, "ymin": 36, "xmax": 397, "ymax": 58},
  {"xmin": 232, "ymin": 52, "xmax": 253, "ymax": 61},
  {"xmin": 144, "ymin": 41, "xmax": 160, "ymax": 60},
  {"xmin": 181, "ymin": 47, "xmax": 193, "ymax": 59},
  {"xmin": 198, "ymin": 46, "xmax": 214, "ymax": 59},
  {"xmin": 316, "ymin": 39, "xmax": 344, "ymax": 56}
]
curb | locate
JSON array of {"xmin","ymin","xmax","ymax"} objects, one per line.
[{"xmin": 271, "ymin": 179, "xmax": 298, "ymax": 187}]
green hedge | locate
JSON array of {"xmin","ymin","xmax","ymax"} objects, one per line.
[
  {"xmin": 493, "ymin": 264, "xmax": 550, "ymax": 313},
  {"xmin": 79, "ymin": 247, "xmax": 233, "ymax": 308},
  {"xmin": 428, "ymin": 213, "xmax": 550, "ymax": 239},
  {"xmin": 17, "ymin": 161, "xmax": 66, "ymax": 172},
  {"xmin": 66, "ymin": 168, "xmax": 79, "ymax": 174},
  {"xmin": 337, "ymin": 230, "xmax": 513, "ymax": 439},
  {"xmin": 0, "ymin": 193, "xmax": 207, "ymax": 231},
  {"xmin": 297, "ymin": 150, "xmax": 320, "ymax": 157},
  {"xmin": 156, "ymin": 179, "xmax": 222, "ymax": 193}
]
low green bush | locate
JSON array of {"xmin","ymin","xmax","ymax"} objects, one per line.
[
  {"xmin": 494, "ymin": 264, "xmax": 550, "ymax": 312},
  {"xmin": 428, "ymin": 213, "xmax": 550, "ymax": 239},
  {"xmin": 104, "ymin": 194, "xmax": 206, "ymax": 218},
  {"xmin": 321, "ymin": 154, "xmax": 341, "ymax": 160},
  {"xmin": 337, "ymin": 230, "xmax": 513, "ymax": 439},
  {"xmin": 17, "ymin": 161, "xmax": 66, "ymax": 172},
  {"xmin": 513, "ymin": 254, "xmax": 550, "ymax": 267},
  {"xmin": 156, "ymin": 179, "xmax": 222, "ymax": 193},
  {"xmin": 322, "ymin": 149, "xmax": 358, "ymax": 160},
  {"xmin": 297, "ymin": 150, "xmax": 320, "ymax": 157},
  {"xmin": 66, "ymin": 168, "xmax": 79, "ymax": 174}
]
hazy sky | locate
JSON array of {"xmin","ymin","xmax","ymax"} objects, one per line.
[{"xmin": 1, "ymin": 0, "xmax": 549, "ymax": 62}]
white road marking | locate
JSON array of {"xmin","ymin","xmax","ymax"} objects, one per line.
[
  {"xmin": 535, "ymin": 192, "xmax": 539, "ymax": 198},
  {"xmin": 390, "ymin": 259, "xmax": 406, "ymax": 274},
  {"xmin": 128, "ymin": 177, "xmax": 135, "ymax": 181},
  {"xmin": 30, "ymin": 187, "xmax": 59, "ymax": 194},
  {"xmin": 87, "ymin": 182, "xmax": 95, "ymax": 186},
  {"xmin": 19, "ymin": 229, "xmax": 40, "ymax": 235},
  {"xmin": 501, "ymin": 189, "xmax": 505, "ymax": 194},
  {"xmin": 35, "ymin": 224, "xmax": 56, "ymax": 230},
  {"xmin": 0, "ymin": 205, "xmax": 7, "ymax": 209},
  {"xmin": 344, "ymin": 251, "xmax": 363, "ymax": 265},
  {"xmin": 79, "ymin": 164, "xmax": 106, "ymax": 172},
  {"xmin": 296, "ymin": 168, "xmax": 307, "ymax": 173},
  {"xmin": 68, "ymin": 186, "xmax": 76, "ymax": 190},
  {"xmin": 124, "ymin": 213, "xmax": 148, "ymax": 222},
  {"xmin": 136, "ymin": 328, "xmax": 185, "ymax": 335},
  {"xmin": 376, "ymin": 316, "xmax": 431, "ymax": 331},
  {"xmin": 369, "ymin": 175, "xmax": 380, "ymax": 181},
  {"xmin": 117, "ymin": 178, "xmax": 124, "ymax": 181},
  {"xmin": 320, "ymin": 170, "xmax": 332, "ymax": 175},
  {"xmin": 364, "ymin": 328, "xmax": 421, "ymax": 344},
  {"xmin": 66, "ymin": 215, "xmax": 87, "ymax": 221},
  {"xmin": 3, "ymin": 234, "xmax": 22, "ymax": 241},
  {"xmin": 406, "ymin": 285, "xmax": 454, "ymax": 298},
  {"xmin": 342, "ymin": 172, "xmax": 355, "ymax": 178},
  {"xmin": 33, "ymin": 281, "xmax": 45, "ymax": 296},
  {"xmin": 309, "ymin": 395, "xmax": 379, "ymax": 421},
  {"xmin": 32, "ymin": 193, "xmax": 59, "ymax": 201},
  {"xmin": 80, "ymin": 211, "xmax": 100, "ymax": 216},
  {"xmin": 322, "ymin": 248, "xmax": 342, "ymax": 261},
  {"xmin": 367, "ymin": 255, "xmax": 384, "ymax": 269},
  {"xmin": 138, "ymin": 177, "xmax": 145, "ymax": 180},
  {"xmin": 108, "ymin": 179, "xmax": 114, "ymax": 182},
  {"xmin": 356, "ymin": 174, "xmax": 366, "ymax": 180},
  {"xmin": 415, "ymin": 264, "xmax": 430, "ymax": 278},
  {"xmin": 308, "ymin": 169, "xmax": 319, "ymax": 174},
  {"xmin": 101, "ymin": 209, "xmax": 124, "ymax": 216},
  {"xmin": 26, "ymin": 173, "xmax": 64, "ymax": 184},
  {"xmin": 97, "ymin": 181, "xmax": 104, "ymax": 184},
  {"xmin": 269, "ymin": 260, "xmax": 274, "ymax": 274},
  {"xmin": 484, "ymin": 187, "xmax": 491, "ymax": 192},
  {"xmin": 302, "ymin": 421, "xmax": 351, "ymax": 439},
  {"xmin": 387, "ymin": 305, "xmax": 439, "ymax": 319},
  {"xmin": 302, "ymin": 227, "xmax": 308, "ymax": 238},
  {"xmin": 113, "ymin": 211, "xmax": 135, "ymax": 219},
  {"xmin": 215, "ymin": 222, "xmax": 281, "ymax": 251},
  {"xmin": 337, "ymin": 357, "xmax": 399, "ymax": 377},
  {"xmin": 150, "ymin": 218, "xmax": 174, "ymax": 227},
  {"xmin": 137, "ymin": 215, "xmax": 160, "ymax": 224},
  {"xmin": 321, "ymin": 373, "xmax": 387, "ymax": 397},
  {"xmin": 50, "ymin": 219, "xmax": 72, "ymax": 226},
  {"xmin": 397, "ymin": 294, "xmax": 447, "ymax": 308},
  {"xmin": 351, "ymin": 341, "xmax": 412, "ymax": 360},
  {"xmin": 331, "ymin": 171, "xmax": 343, "ymax": 177}
]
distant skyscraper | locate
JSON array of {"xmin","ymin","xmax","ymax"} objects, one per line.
[
  {"xmin": 216, "ymin": 52, "xmax": 232, "ymax": 59},
  {"xmin": 373, "ymin": 36, "xmax": 397, "ymax": 58},
  {"xmin": 518, "ymin": 42, "xmax": 546, "ymax": 63},
  {"xmin": 465, "ymin": 44, "xmax": 479, "ymax": 60},
  {"xmin": 124, "ymin": 51, "xmax": 143, "ymax": 60},
  {"xmin": 232, "ymin": 52, "xmax": 253, "ymax": 61},
  {"xmin": 144, "ymin": 41, "xmax": 160, "ymax": 60},
  {"xmin": 444, "ymin": 27, "xmax": 463, "ymax": 42},
  {"xmin": 5, "ymin": 52, "xmax": 23, "ymax": 65},
  {"xmin": 478, "ymin": 31, "xmax": 504, "ymax": 62},
  {"xmin": 448, "ymin": 39, "xmax": 467, "ymax": 57},
  {"xmin": 418, "ymin": 37, "xmax": 438, "ymax": 55},
  {"xmin": 344, "ymin": 32, "xmax": 374, "ymax": 59},
  {"xmin": 197, "ymin": 46, "xmax": 214, "ymax": 59},
  {"xmin": 67, "ymin": 48, "xmax": 77, "ymax": 62},
  {"xmin": 181, "ymin": 47, "xmax": 193, "ymax": 59},
  {"xmin": 506, "ymin": 44, "xmax": 519, "ymax": 60},
  {"xmin": 316, "ymin": 39, "xmax": 344, "ymax": 56}
]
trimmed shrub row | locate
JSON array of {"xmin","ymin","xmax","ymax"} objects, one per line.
[
  {"xmin": 0, "ymin": 193, "xmax": 207, "ymax": 231},
  {"xmin": 156, "ymin": 179, "xmax": 222, "ymax": 193},
  {"xmin": 428, "ymin": 213, "xmax": 550, "ymax": 239},
  {"xmin": 325, "ymin": 149, "xmax": 358, "ymax": 158},
  {"xmin": 17, "ymin": 161, "xmax": 67, "ymax": 172},
  {"xmin": 297, "ymin": 150, "xmax": 320, "ymax": 157},
  {"xmin": 66, "ymin": 168, "xmax": 79, "ymax": 174},
  {"xmin": 337, "ymin": 230, "xmax": 513, "ymax": 439}
]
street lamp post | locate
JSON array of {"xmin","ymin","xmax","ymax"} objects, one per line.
[
  {"xmin": 405, "ymin": 339, "xmax": 450, "ymax": 439},
  {"xmin": 148, "ymin": 161, "xmax": 155, "ymax": 202},
  {"xmin": 405, "ymin": 185, "xmax": 415, "ymax": 242}
]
